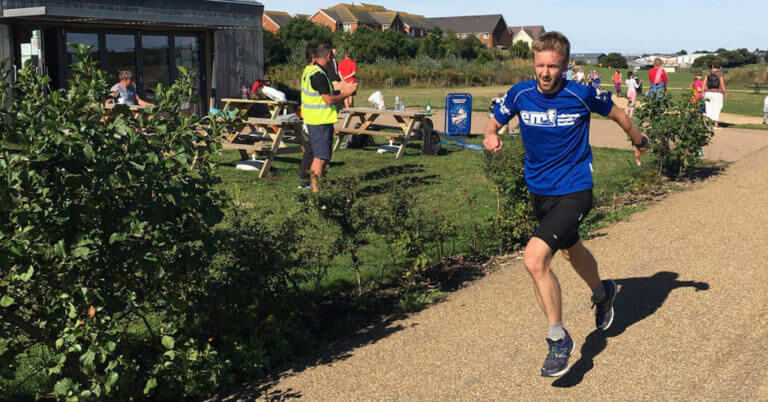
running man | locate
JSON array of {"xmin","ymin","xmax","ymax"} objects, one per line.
[{"xmin": 482, "ymin": 32, "xmax": 648, "ymax": 377}]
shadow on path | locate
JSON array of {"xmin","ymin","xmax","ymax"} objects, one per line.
[{"xmin": 552, "ymin": 271, "xmax": 709, "ymax": 388}]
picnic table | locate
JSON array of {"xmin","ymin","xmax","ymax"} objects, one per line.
[
  {"xmin": 220, "ymin": 117, "xmax": 308, "ymax": 178},
  {"xmin": 221, "ymin": 98, "xmax": 297, "ymax": 119},
  {"xmin": 102, "ymin": 103, "xmax": 152, "ymax": 120},
  {"xmin": 751, "ymin": 82, "xmax": 768, "ymax": 94},
  {"xmin": 334, "ymin": 107, "xmax": 436, "ymax": 158}
]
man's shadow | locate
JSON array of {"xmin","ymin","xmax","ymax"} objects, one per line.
[{"xmin": 552, "ymin": 271, "xmax": 709, "ymax": 388}]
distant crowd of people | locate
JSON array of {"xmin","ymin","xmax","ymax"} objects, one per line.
[{"xmin": 559, "ymin": 57, "xmax": 733, "ymax": 129}]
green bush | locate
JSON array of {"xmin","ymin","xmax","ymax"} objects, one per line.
[
  {"xmin": 602, "ymin": 52, "xmax": 628, "ymax": 69},
  {"xmin": 633, "ymin": 92, "xmax": 714, "ymax": 177},
  {"xmin": 482, "ymin": 139, "xmax": 537, "ymax": 253},
  {"xmin": 0, "ymin": 46, "xmax": 241, "ymax": 399},
  {"xmin": 268, "ymin": 58, "xmax": 530, "ymax": 90}
]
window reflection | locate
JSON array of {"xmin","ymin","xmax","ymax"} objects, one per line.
[
  {"xmin": 142, "ymin": 35, "xmax": 170, "ymax": 101},
  {"xmin": 65, "ymin": 32, "xmax": 98, "ymax": 69},
  {"xmin": 105, "ymin": 34, "xmax": 136, "ymax": 84}
]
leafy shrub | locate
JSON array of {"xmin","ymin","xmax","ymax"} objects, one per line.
[
  {"xmin": 0, "ymin": 46, "xmax": 239, "ymax": 399},
  {"xmin": 482, "ymin": 139, "xmax": 537, "ymax": 253},
  {"xmin": 633, "ymin": 92, "xmax": 714, "ymax": 177},
  {"xmin": 724, "ymin": 64, "xmax": 768, "ymax": 87},
  {"xmin": 268, "ymin": 58, "xmax": 529, "ymax": 89},
  {"xmin": 602, "ymin": 52, "xmax": 628, "ymax": 69}
]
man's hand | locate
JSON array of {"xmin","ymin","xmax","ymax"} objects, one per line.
[
  {"xmin": 342, "ymin": 82, "xmax": 358, "ymax": 96},
  {"xmin": 633, "ymin": 133, "xmax": 649, "ymax": 165},
  {"xmin": 483, "ymin": 133, "xmax": 503, "ymax": 152}
]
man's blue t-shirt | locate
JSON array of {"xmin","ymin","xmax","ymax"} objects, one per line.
[{"xmin": 493, "ymin": 80, "xmax": 614, "ymax": 196}]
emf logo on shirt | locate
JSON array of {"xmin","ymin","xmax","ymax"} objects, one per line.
[
  {"xmin": 520, "ymin": 109, "xmax": 557, "ymax": 127},
  {"xmin": 520, "ymin": 109, "xmax": 579, "ymax": 127}
]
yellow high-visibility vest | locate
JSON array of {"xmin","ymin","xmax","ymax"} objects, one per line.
[{"xmin": 301, "ymin": 65, "xmax": 337, "ymax": 125}]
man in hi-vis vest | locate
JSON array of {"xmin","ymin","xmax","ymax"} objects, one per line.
[{"xmin": 301, "ymin": 45, "xmax": 357, "ymax": 191}]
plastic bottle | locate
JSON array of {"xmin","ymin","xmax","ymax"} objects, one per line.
[
  {"xmin": 399, "ymin": 97, "xmax": 405, "ymax": 111},
  {"xmin": 241, "ymin": 85, "xmax": 248, "ymax": 99},
  {"xmin": 395, "ymin": 96, "xmax": 400, "ymax": 111}
]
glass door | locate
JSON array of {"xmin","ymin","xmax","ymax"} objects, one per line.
[
  {"xmin": 174, "ymin": 36, "xmax": 203, "ymax": 111},
  {"xmin": 105, "ymin": 33, "xmax": 137, "ymax": 85},
  {"xmin": 141, "ymin": 35, "xmax": 170, "ymax": 103}
]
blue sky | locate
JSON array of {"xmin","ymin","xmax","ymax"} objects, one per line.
[{"xmin": 267, "ymin": 0, "xmax": 767, "ymax": 54}]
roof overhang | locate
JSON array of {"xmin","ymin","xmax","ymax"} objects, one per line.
[{"xmin": 0, "ymin": 0, "xmax": 263, "ymax": 29}]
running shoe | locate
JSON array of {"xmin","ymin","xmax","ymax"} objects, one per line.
[
  {"xmin": 540, "ymin": 330, "xmax": 575, "ymax": 377},
  {"xmin": 592, "ymin": 279, "xmax": 617, "ymax": 331}
]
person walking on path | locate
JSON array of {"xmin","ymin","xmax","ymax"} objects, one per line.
[
  {"xmin": 593, "ymin": 70, "xmax": 601, "ymax": 91},
  {"xmin": 625, "ymin": 71, "xmax": 641, "ymax": 118},
  {"xmin": 483, "ymin": 31, "xmax": 648, "ymax": 378},
  {"xmin": 763, "ymin": 94, "xmax": 768, "ymax": 125},
  {"xmin": 612, "ymin": 69, "xmax": 622, "ymax": 97},
  {"xmin": 647, "ymin": 58, "xmax": 668, "ymax": 98},
  {"xmin": 301, "ymin": 45, "xmax": 357, "ymax": 192},
  {"xmin": 704, "ymin": 60, "xmax": 727, "ymax": 129},
  {"xmin": 575, "ymin": 67, "xmax": 585, "ymax": 85},
  {"xmin": 337, "ymin": 51, "xmax": 358, "ymax": 109}
]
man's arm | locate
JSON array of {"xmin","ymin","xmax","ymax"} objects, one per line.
[
  {"xmin": 321, "ymin": 83, "xmax": 357, "ymax": 105},
  {"xmin": 482, "ymin": 117, "xmax": 504, "ymax": 151},
  {"xmin": 135, "ymin": 95, "xmax": 152, "ymax": 107},
  {"xmin": 607, "ymin": 104, "xmax": 647, "ymax": 150}
]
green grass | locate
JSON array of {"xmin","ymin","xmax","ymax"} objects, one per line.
[{"xmin": 213, "ymin": 135, "xmax": 659, "ymax": 288}]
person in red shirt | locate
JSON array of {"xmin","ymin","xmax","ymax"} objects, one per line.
[
  {"xmin": 647, "ymin": 58, "xmax": 668, "ymax": 98},
  {"xmin": 612, "ymin": 69, "xmax": 622, "ymax": 97},
  {"xmin": 337, "ymin": 51, "xmax": 357, "ymax": 108}
]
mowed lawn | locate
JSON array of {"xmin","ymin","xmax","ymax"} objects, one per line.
[
  {"xmin": 213, "ymin": 135, "xmax": 657, "ymax": 285},
  {"xmin": 356, "ymin": 66, "xmax": 767, "ymax": 118}
]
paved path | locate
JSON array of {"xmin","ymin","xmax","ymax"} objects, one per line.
[{"xmin": 228, "ymin": 122, "xmax": 768, "ymax": 400}]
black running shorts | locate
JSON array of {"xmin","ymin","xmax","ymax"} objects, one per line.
[{"xmin": 530, "ymin": 189, "xmax": 593, "ymax": 252}]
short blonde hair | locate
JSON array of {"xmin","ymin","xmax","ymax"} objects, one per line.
[
  {"xmin": 119, "ymin": 70, "xmax": 134, "ymax": 81},
  {"xmin": 531, "ymin": 31, "xmax": 570, "ymax": 64},
  {"xmin": 653, "ymin": 58, "xmax": 663, "ymax": 67}
]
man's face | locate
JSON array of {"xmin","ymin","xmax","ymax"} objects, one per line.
[
  {"xmin": 534, "ymin": 50, "xmax": 566, "ymax": 94},
  {"xmin": 120, "ymin": 78, "xmax": 132, "ymax": 87},
  {"xmin": 315, "ymin": 53, "xmax": 330, "ymax": 67}
]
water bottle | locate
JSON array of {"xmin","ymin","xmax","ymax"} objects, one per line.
[
  {"xmin": 241, "ymin": 85, "xmax": 248, "ymax": 99},
  {"xmin": 395, "ymin": 96, "xmax": 400, "ymax": 111},
  {"xmin": 400, "ymin": 97, "xmax": 405, "ymax": 111}
]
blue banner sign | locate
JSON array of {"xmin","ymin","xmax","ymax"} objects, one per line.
[{"xmin": 444, "ymin": 93, "xmax": 472, "ymax": 135}]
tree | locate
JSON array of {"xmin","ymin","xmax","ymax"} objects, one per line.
[
  {"xmin": 510, "ymin": 40, "xmax": 531, "ymax": 59},
  {"xmin": 340, "ymin": 26, "xmax": 417, "ymax": 63},
  {"xmin": 279, "ymin": 17, "xmax": 333, "ymax": 49},
  {"xmin": 602, "ymin": 52, "xmax": 628, "ymax": 69},
  {"xmin": 678, "ymin": 49, "xmax": 688, "ymax": 55},
  {"xmin": 263, "ymin": 30, "xmax": 288, "ymax": 68}
]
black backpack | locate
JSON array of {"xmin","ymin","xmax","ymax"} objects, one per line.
[{"xmin": 707, "ymin": 72, "xmax": 720, "ymax": 89}]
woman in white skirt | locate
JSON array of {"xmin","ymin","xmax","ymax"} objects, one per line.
[{"xmin": 704, "ymin": 60, "xmax": 727, "ymax": 129}]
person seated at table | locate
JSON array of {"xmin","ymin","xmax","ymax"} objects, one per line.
[{"xmin": 108, "ymin": 70, "xmax": 152, "ymax": 106}]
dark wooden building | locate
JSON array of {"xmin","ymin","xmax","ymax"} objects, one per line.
[{"xmin": 0, "ymin": 0, "xmax": 264, "ymax": 109}]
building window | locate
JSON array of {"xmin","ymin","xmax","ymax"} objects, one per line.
[
  {"xmin": 483, "ymin": 34, "xmax": 489, "ymax": 39},
  {"xmin": 343, "ymin": 24, "xmax": 352, "ymax": 32}
]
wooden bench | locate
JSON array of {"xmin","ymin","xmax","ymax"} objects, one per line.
[
  {"xmin": 334, "ymin": 107, "xmax": 435, "ymax": 158},
  {"xmin": 219, "ymin": 117, "xmax": 308, "ymax": 178},
  {"xmin": 752, "ymin": 82, "xmax": 768, "ymax": 94}
]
